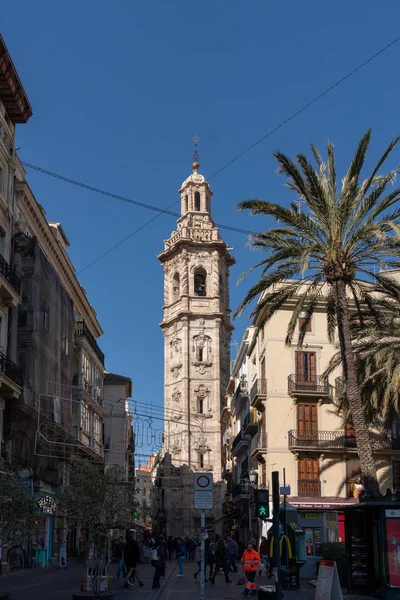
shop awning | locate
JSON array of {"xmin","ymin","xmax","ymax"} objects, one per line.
[{"xmin": 289, "ymin": 522, "xmax": 304, "ymax": 533}]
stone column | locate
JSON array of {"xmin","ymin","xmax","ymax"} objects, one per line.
[{"xmin": 163, "ymin": 266, "xmax": 169, "ymax": 306}]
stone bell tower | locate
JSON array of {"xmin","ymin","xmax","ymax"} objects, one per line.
[{"xmin": 158, "ymin": 152, "xmax": 235, "ymax": 535}]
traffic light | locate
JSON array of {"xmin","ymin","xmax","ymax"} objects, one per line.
[{"xmin": 255, "ymin": 489, "xmax": 269, "ymax": 520}]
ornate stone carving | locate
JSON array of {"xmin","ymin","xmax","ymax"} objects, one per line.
[
  {"xmin": 170, "ymin": 364, "xmax": 182, "ymax": 379},
  {"xmin": 194, "ymin": 384, "xmax": 209, "ymax": 400},
  {"xmin": 172, "ymin": 390, "xmax": 181, "ymax": 403},
  {"xmin": 192, "ymin": 361, "xmax": 212, "ymax": 375},
  {"xmin": 170, "ymin": 337, "xmax": 182, "ymax": 358}
]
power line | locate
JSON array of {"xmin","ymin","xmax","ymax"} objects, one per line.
[{"xmin": 22, "ymin": 34, "xmax": 400, "ymax": 274}]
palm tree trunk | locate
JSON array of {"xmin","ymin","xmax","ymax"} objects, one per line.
[{"xmin": 334, "ymin": 281, "xmax": 380, "ymax": 497}]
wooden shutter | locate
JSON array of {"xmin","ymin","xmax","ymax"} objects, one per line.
[
  {"xmin": 299, "ymin": 317, "xmax": 312, "ymax": 333},
  {"xmin": 296, "ymin": 352, "xmax": 317, "ymax": 382},
  {"xmin": 298, "ymin": 458, "xmax": 306, "ymax": 480},
  {"xmin": 297, "ymin": 403, "xmax": 318, "ymax": 436}
]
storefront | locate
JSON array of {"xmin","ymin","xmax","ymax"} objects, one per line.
[{"xmin": 33, "ymin": 492, "xmax": 57, "ymax": 565}]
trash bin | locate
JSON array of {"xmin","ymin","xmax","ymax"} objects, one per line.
[{"xmin": 258, "ymin": 584, "xmax": 276, "ymax": 600}]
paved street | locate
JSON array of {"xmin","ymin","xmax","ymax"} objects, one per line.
[{"xmin": 0, "ymin": 559, "xmax": 316, "ymax": 600}]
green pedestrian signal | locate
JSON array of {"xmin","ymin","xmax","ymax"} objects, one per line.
[{"xmin": 255, "ymin": 489, "xmax": 269, "ymax": 520}]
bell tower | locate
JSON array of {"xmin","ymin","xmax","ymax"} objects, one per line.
[{"xmin": 158, "ymin": 153, "xmax": 235, "ymax": 535}]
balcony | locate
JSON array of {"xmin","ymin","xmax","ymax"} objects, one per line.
[
  {"xmin": 0, "ymin": 254, "xmax": 21, "ymax": 306},
  {"xmin": 0, "ymin": 350, "xmax": 23, "ymax": 395},
  {"xmin": 288, "ymin": 430, "xmax": 400, "ymax": 452},
  {"xmin": 298, "ymin": 480, "xmax": 321, "ymax": 497},
  {"xmin": 251, "ymin": 431, "xmax": 268, "ymax": 460},
  {"xmin": 288, "ymin": 375, "xmax": 333, "ymax": 399},
  {"xmin": 231, "ymin": 430, "xmax": 249, "ymax": 457},
  {"xmin": 232, "ymin": 482, "xmax": 249, "ymax": 502},
  {"xmin": 232, "ymin": 381, "xmax": 248, "ymax": 415},
  {"xmin": 250, "ymin": 378, "xmax": 267, "ymax": 410},
  {"xmin": 75, "ymin": 321, "xmax": 105, "ymax": 365},
  {"xmin": 243, "ymin": 409, "xmax": 258, "ymax": 435}
]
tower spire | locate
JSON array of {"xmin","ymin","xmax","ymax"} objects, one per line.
[{"xmin": 191, "ymin": 135, "xmax": 201, "ymax": 172}]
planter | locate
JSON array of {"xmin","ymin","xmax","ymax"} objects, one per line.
[{"xmin": 72, "ymin": 594, "xmax": 113, "ymax": 600}]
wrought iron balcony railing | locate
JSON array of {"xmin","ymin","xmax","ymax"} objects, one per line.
[
  {"xmin": 231, "ymin": 430, "xmax": 249, "ymax": 454},
  {"xmin": 251, "ymin": 431, "xmax": 268, "ymax": 457},
  {"xmin": 288, "ymin": 429, "xmax": 400, "ymax": 451},
  {"xmin": 243, "ymin": 409, "xmax": 258, "ymax": 434},
  {"xmin": 75, "ymin": 321, "xmax": 105, "ymax": 365},
  {"xmin": 298, "ymin": 480, "xmax": 321, "ymax": 497},
  {"xmin": 288, "ymin": 374, "xmax": 332, "ymax": 397},
  {"xmin": 0, "ymin": 350, "xmax": 23, "ymax": 387},
  {"xmin": 0, "ymin": 253, "xmax": 20, "ymax": 294}
]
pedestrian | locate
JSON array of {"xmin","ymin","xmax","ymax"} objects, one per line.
[
  {"xmin": 115, "ymin": 536, "xmax": 127, "ymax": 579},
  {"xmin": 167, "ymin": 536, "xmax": 174, "ymax": 560},
  {"xmin": 206, "ymin": 538, "xmax": 215, "ymax": 581},
  {"xmin": 151, "ymin": 536, "xmax": 166, "ymax": 589},
  {"xmin": 193, "ymin": 543, "xmax": 202, "ymax": 579},
  {"xmin": 123, "ymin": 535, "xmax": 144, "ymax": 588},
  {"xmin": 176, "ymin": 538, "xmax": 185, "ymax": 577},
  {"xmin": 226, "ymin": 536, "xmax": 238, "ymax": 573},
  {"xmin": 210, "ymin": 538, "xmax": 232, "ymax": 584},
  {"xmin": 241, "ymin": 542, "xmax": 262, "ymax": 596},
  {"xmin": 259, "ymin": 536, "xmax": 270, "ymax": 577},
  {"xmin": 187, "ymin": 537, "xmax": 195, "ymax": 561}
]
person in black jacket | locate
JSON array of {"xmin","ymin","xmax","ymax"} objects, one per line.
[
  {"xmin": 210, "ymin": 539, "xmax": 232, "ymax": 584},
  {"xmin": 152, "ymin": 536, "xmax": 166, "ymax": 589},
  {"xmin": 123, "ymin": 536, "xmax": 144, "ymax": 588}
]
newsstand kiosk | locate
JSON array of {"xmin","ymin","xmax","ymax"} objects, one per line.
[{"xmin": 344, "ymin": 499, "xmax": 400, "ymax": 600}]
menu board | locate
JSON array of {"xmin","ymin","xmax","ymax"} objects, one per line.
[
  {"xmin": 386, "ymin": 511, "xmax": 400, "ymax": 588},
  {"xmin": 315, "ymin": 560, "xmax": 343, "ymax": 600}
]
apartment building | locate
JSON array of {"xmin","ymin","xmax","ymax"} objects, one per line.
[
  {"xmin": 0, "ymin": 35, "xmax": 32, "ymax": 459},
  {"xmin": 135, "ymin": 466, "xmax": 152, "ymax": 526},
  {"xmin": 223, "ymin": 282, "xmax": 399, "ymax": 574},
  {"xmin": 103, "ymin": 372, "xmax": 134, "ymax": 481}
]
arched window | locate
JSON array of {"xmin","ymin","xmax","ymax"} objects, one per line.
[
  {"xmin": 172, "ymin": 272, "xmax": 180, "ymax": 302},
  {"xmin": 198, "ymin": 397, "xmax": 204, "ymax": 414},
  {"xmin": 184, "ymin": 195, "xmax": 188, "ymax": 213},
  {"xmin": 194, "ymin": 268, "xmax": 207, "ymax": 296},
  {"xmin": 194, "ymin": 191, "xmax": 201, "ymax": 212}
]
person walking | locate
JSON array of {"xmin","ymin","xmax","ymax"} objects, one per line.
[
  {"xmin": 205, "ymin": 538, "xmax": 214, "ymax": 582},
  {"xmin": 151, "ymin": 536, "xmax": 166, "ymax": 589},
  {"xmin": 241, "ymin": 542, "xmax": 262, "ymax": 596},
  {"xmin": 176, "ymin": 538, "xmax": 185, "ymax": 577},
  {"xmin": 259, "ymin": 536, "xmax": 269, "ymax": 577},
  {"xmin": 226, "ymin": 536, "xmax": 238, "ymax": 573},
  {"xmin": 115, "ymin": 536, "xmax": 127, "ymax": 579},
  {"xmin": 123, "ymin": 535, "xmax": 144, "ymax": 588},
  {"xmin": 193, "ymin": 543, "xmax": 202, "ymax": 579},
  {"xmin": 210, "ymin": 539, "xmax": 232, "ymax": 584}
]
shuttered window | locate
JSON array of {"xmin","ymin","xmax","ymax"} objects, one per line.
[{"xmin": 296, "ymin": 351, "xmax": 316, "ymax": 382}]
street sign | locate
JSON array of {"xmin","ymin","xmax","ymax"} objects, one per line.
[
  {"xmin": 194, "ymin": 490, "xmax": 213, "ymax": 509},
  {"xmin": 194, "ymin": 473, "xmax": 213, "ymax": 491}
]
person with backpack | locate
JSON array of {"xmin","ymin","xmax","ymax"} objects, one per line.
[
  {"xmin": 176, "ymin": 538, "xmax": 185, "ymax": 577},
  {"xmin": 210, "ymin": 538, "xmax": 232, "ymax": 584},
  {"xmin": 151, "ymin": 536, "xmax": 166, "ymax": 589}
]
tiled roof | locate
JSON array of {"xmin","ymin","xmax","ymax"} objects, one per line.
[{"xmin": 104, "ymin": 372, "xmax": 132, "ymax": 384}]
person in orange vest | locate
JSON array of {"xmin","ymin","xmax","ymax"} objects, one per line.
[{"xmin": 241, "ymin": 542, "xmax": 262, "ymax": 596}]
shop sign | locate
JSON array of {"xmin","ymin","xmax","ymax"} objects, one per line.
[
  {"xmin": 37, "ymin": 494, "xmax": 57, "ymax": 515},
  {"xmin": 301, "ymin": 513, "xmax": 322, "ymax": 519}
]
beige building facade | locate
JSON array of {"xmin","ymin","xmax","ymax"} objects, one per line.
[
  {"xmin": 156, "ymin": 158, "xmax": 234, "ymax": 536},
  {"xmin": 223, "ymin": 283, "xmax": 400, "ymax": 574}
]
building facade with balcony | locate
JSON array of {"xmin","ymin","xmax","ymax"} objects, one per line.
[
  {"xmin": 0, "ymin": 35, "xmax": 32, "ymax": 459},
  {"xmin": 103, "ymin": 372, "xmax": 134, "ymax": 481},
  {"xmin": 225, "ymin": 281, "xmax": 400, "ymax": 573}
]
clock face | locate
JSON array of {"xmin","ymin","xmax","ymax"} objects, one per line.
[{"xmin": 37, "ymin": 495, "xmax": 57, "ymax": 515}]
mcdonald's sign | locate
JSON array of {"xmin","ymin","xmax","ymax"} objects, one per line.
[{"xmin": 269, "ymin": 535, "xmax": 293, "ymax": 559}]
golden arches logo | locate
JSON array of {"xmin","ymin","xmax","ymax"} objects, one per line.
[{"xmin": 269, "ymin": 535, "xmax": 292, "ymax": 559}]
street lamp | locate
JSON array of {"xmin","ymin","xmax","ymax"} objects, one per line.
[{"xmin": 249, "ymin": 468, "xmax": 258, "ymax": 486}]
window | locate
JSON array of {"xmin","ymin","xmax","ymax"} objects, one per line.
[
  {"xmin": 184, "ymin": 195, "xmax": 188, "ymax": 213},
  {"xmin": 194, "ymin": 268, "xmax": 207, "ymax": 296},
  {"xmin": 94, "ymin": 414, "xmax": 101, "ymax": 442},
  {"xmin": 298, "ymin": 317, "xmax": 312, "ymax": 333},
  {"xmin": 172, "ymin": 272, "xmax": 180, "ymax": 302},
  {"xmin": 194, "ymin": 191, "xmax": 201, "ymax": 211},
  {"xmin": 198, "ymin": 398, "xmax": 204, "ymax": 414},
  {"xmin": 62, "ymin": 324, "xmax": 69, "ymax": 356},
  {"xmin": 297, "ymin": 403, "xmax": 318, "ymax": 438},
  {"xmin": 295, "ymin": 351, "xmax": 316, "ymax": 382},
  {"xmin": 81, "ymin": 402, "xmax": 90, "ymax": 433},
  {"xmin": 199, "ymin": 453, "xmax": 204, "ymax": 468},
  {"xmin": 298, "ymin": 458, "xmax": 320, "ymax": 497},
  {"xmin": 197, "ymin": 347, "xmax": 203, "ymax": 362},
  {"xmin": 41, "ymin": 298, "xmax": 49, "ymax": 331}
]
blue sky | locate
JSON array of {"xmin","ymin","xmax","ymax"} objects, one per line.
[{"xmin": 3, "ymin": 1, "xmax": 400, "ymax": 462}]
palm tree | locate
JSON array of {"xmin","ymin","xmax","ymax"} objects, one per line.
[
  {"xmin": 236, "ymin": 130, "xmax": 400, "ymax": 496},
  {"xmin": 329, "ymin": 278, "xmax": 400, "ymax": 434}
]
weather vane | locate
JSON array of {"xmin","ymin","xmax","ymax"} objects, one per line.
[{"xmin": 191, "ymin": 135, "xmax": 201, "ymax": 165}]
